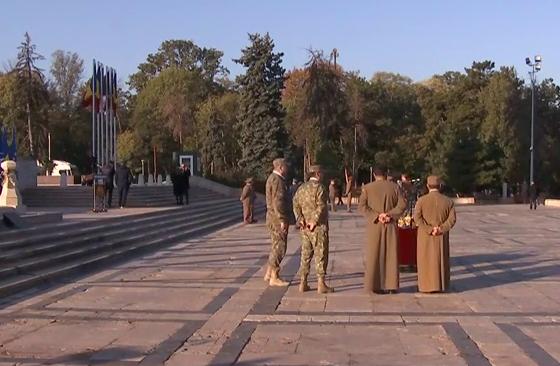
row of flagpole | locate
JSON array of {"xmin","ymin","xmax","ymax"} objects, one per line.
[{"xmin": 91, "ymin": 59, "xmax": 117, "ymax": 172}]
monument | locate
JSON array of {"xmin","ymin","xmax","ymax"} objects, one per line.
[{"xmin": 0, "ymin": 160, "xmax": 25, "ymax": 212}]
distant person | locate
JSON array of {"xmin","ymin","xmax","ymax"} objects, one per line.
[
  {"xmin": 181, "ymin": 164, "xmax": 191, "ymax": 205},
  {"xmin": 529, "ymin": 181, "xmax": 539, "ymax": 210},
  {"xmin": 336, "ymin": 179, "xmax": 344, "ymax": 206},
  {"xmin": 171, "ymin": 166, "xmax": 184, "ymax": 205},
  {"xmin": 289, "ymin": 178, "xmax": 299, "ymax": 198},
  {"xmin": 240, "ymin": 177, "xmax": 257, "ymax": 224},
  {"xmin": 328, "ymin": 179, "xmax": 337, "ymax": 212},
  {"xmin": 414, "ymin": 176, "xmax": 457, "ymax": 293},
  {"xmin": 116, "ymin": 163, "xmax": 133, "ymax": 208},
  {"xmin": 359, "ymin": 167, "xmax": 406, "ymax": 294},
  {"xmin": 345, "ymin": 170, "xmax": 354, "ymax": 212},
  {"xmin": 102, "ymin": 161, "xmax": 115, "ymax": 208}
]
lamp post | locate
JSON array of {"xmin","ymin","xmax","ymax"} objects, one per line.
[{"xmin": 525, "ymin": 55, "xmax": 542, "ymax": 184}]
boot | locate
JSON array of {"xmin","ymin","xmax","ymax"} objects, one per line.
[
  {"xmin": 263, "ymin": 266, "xmax": 272, "ymax": 282},
  {"xmin": 269, "ymin": 269, "xmax": 289, "ymax": 287},
  {"xmin": 317, "ymin": 276, "xmax": 334, "ymax": 294},
  {"xmin": 299, "ymin": 275, "xmax": 310, "ymax": 293}
]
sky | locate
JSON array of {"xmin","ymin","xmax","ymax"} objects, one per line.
[{"xmin": 1, "ymin": 0, "xmax": 558, "ymax": 86}]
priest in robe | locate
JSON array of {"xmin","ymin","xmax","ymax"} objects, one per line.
[{"xmin": 413, "ymin": 175, "xmax": 457, "ymax": 293}]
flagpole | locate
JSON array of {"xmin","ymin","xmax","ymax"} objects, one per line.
[
  {"xmin": 108, "ymin": 68, "xmax": 112, "ymax": 165},
  {"xmin": 92, "ymin": 59, "xmax": 96, "ymax": 171},
  {"xmin": 97, "ymin": 63, "xmax": 102, "ymax": 170},
  {"xmin": 113, "ymin": 70, "xmax": 117, "ymax": 164}
]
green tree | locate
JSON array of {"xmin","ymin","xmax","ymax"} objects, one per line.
[
  {"xmin": 129, "ymin": 39, "xmax": 227, "ymax": 93},
  {"xmin": 235, "ymin": 33, "xmax": 288, "ymax": 179},
  {"xmin": 130, "ymin": 67, "xmax": 206, "ymax": 171},
  {"xmin": 197, "ymin": 92, "xmax": 240, "ymax": 176},
  {"xmin": 49, "ymin": 50, "xmax": 84, "ymax": 111}
]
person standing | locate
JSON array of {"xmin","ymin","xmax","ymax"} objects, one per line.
[
  {"xmin": 529, "ymin": 181, "xmax": 538, "ymax": 210},
  {"xmin": 171, "ymin": 166, "xmax": 184, "ymax": 205},
  {"xmin": 293, "ymin": 165, "xmax": 334, "ymax": 293},
  {"xmin": 116, "ymin": 163, "xmax": 133, "ymax": 209},
  {"xmin": 102, "ymin": 161, "xmax": 115, "ymax": 208},
  {"xmin": 359, "ymin": 167, "xmax": 406, "ymax": 294},
  {"xmin": 240, "ymin": 177, "xmax": 257, "ymax": 224},
  {"xmin": 345, "ymin": 170, "xmax": 355, "ymax": 212},
  {"xmin": 181, "ymin": 164, "xmax": 191, "ymax": 205},
  {"xmin": 264, "ymin": 158, "xmax": 292, "ymax": 287},
  {"xmin": 289, "ymin": 179, "xmax": 299, "ymax": 199},
  {"xmin": 413, "ymin": 176, "xmax": 457, "ymax": 293},
  {"xmin": 328, "ymin": 179, "xmax": 337, "ymax": 212}
]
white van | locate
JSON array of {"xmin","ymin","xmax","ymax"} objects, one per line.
[{"xmin": 52, "ymin": 160, "xmax": 76, "ymax": 176}]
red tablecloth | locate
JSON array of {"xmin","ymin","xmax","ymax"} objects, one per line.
[{"xmin": 398, "ymin": 227, "xmax": 417, "ymax": 266}]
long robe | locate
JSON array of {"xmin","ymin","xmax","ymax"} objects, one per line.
[
  {"xmin": 359, "ymin": 180, "xmax": 406, "ymax": 292},
  {"xmin": 413, "ymin": 191, "xmax": 457, "ymax": 292}
]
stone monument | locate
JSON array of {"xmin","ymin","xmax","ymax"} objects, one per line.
[{"xmin": 0, "ymin": 160, "xmax": 25, "ymax": 212}]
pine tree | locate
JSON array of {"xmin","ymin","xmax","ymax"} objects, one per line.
[
  {"xmin": 235, "ymin": 33, "xmax": 288, "ymax": 180},
  {"xmin": 15, "ymin": 32, "xmax": 46, "ymax": 157}
]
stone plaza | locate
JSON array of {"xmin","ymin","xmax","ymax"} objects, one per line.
[{"xmin": 0, "ymin": 204, "xmax": 559, "ymax": 366}]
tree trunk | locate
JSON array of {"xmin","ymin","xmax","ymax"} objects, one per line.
[{"xmin": 26, "ymin": 101, "xmax": 34, "ymax": 156}]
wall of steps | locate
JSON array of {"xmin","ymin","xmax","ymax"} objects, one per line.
[
  {"xmin": 22, "ymin": 186, "xmax": 220, "ymax": 208},
  {"xmin": 0, "ymin": 198, "xmax": 265, "ymax": 299}
]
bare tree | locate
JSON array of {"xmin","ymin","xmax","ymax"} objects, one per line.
[{"xmin": 15, "ymin": 32, "xmax": 45, "ymax": 157}]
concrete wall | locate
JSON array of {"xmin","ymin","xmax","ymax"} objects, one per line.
[
  {"xmin": 545, "ymin": 199, "xmax": 560, "ymax": 208},
  {"xmin": 16, "ymin": 159, "xmax": 38, "ymax": 190},
  {"xmin": 452, "ymin": 197, "xmax": 476, "ymax": 205},
  {"xmin": 37, "ymin": 175, "xmax": 75, "ymax": 186},
  {"xmin": 190, "ymin": 176, "xmax": 266, "ymax": 201}
]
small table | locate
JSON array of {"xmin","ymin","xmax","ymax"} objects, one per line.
[{"xmin": 398, "ymin": 227, "xmax": 417, "ymax": 271}]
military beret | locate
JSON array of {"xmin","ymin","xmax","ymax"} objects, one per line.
[
  {"xmin": 308, "ymin": 165, "xmax": 323, "ymax": 173},
  {"xmin": 427, "ymin": 175, "xmax": 441, "ymax": 186}
]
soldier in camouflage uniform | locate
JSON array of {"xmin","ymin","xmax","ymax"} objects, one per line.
[
  {"xmin": 264, "ymin": 158, "xmax": 292, "ymax": 287},
  {"xmin": 293, "ymin": 165, "xmax": 334, "ymax": 294}
]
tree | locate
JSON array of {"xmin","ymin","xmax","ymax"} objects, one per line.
[
  {"xmin": 50, "ymin": 50, "xmax": 84, "ymax": 110},
  {"xmin": 129, "ymin": 39, "xmax": 228, "ymax": 93},
  {"xmin": 235, "ymin": 33, "xmax": 288, "ymax": 179},
  {"xmin": 15, "ymin": 32, "xmax": 47, "ymax": 157},
  {"xmin": 130, "ymin": 68, "xmax": 206, "ymax": 172},
  {"xmin": 197, "ymin": 92, "xmax": 240, "ymax": 176}
]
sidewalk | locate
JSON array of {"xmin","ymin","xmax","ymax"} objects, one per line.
[{"xmin": 0, "ymin": 205, "xmax": 559, "ymax": 365}]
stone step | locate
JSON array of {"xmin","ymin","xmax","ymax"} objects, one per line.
[
  {"xmin": 21, "ymin": 186, "xmax": 224, "ymax": 208},
  {"xmin": 0, "ymin": 199, "xmax": 239, "ymax": 250},
  {"xmin": 0, "ymin": 201, "xmax": 242, "ymax": 264},
  {"xmin": 0, "ymin": 204, "xmax": 265, "ymax": 299},
  {"xmin": 0, "ymin": 203, "xmax": 244, "ymax": 279}
]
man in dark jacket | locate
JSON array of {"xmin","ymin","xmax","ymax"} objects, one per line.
[
  {"xmin": 529, "ymin": 181, "xmax": 539, "ymax": 210},
  {"xmin": 181, "ymin": 164, "xmax": 191, "ymax": 205},
  {"xmin": 171, "ymin": 166, "xmax": 184, "ymax": 205},
  {"xmin": 116, "ymin": 163, "xmax": 133, "ymax": 208},
  {"xmin": 102, "ymin": 161, "xmax": 115, "ymax": 208}
]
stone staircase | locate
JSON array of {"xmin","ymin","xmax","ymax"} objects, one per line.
[
  {"xmin": 22, "ymin": 186, "xmax": 219, "ymax": 207},
  {"xmin": 0, "ymin": 196, "xmax": 265, "ymax": 299}
]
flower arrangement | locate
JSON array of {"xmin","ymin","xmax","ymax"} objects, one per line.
[{"xmin": 398, "ymin": 214, "xmax": 414, "ymax": 228}]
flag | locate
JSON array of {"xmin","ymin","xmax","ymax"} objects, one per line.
[
  {"xmin": 9, "ymin": 128, "xmax": 16, "ymax": 160},
  {"xmin": 81, "ymin": 78, "xmax": 94, "ymax": 108},
  {"xmin": 99, "ymin": 67, "xmax": 110, "ymax": 112},
  {"xmin": 112, "ymin": 71, "xmax": 118, "ymax": 112},
  {"xmin": 81, "ymin": 64, "xmax": 101, "ymax": 110},
  {"xmin": 0, "ymin": 127, "xmax": 6, "ymax": 161}
]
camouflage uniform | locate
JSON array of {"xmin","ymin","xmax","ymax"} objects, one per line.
[
  {"xmin": 293, "ymin": 176, "xmax": 330, "ymax": 277},
  {"xmin": 265, "ymin": 171, "xmax": 291, "ymax": 270}
]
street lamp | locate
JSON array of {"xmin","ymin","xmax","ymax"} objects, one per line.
[{"xmin": 526, "ymin": 55, "xmax": 542, "ymax": 184}]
